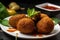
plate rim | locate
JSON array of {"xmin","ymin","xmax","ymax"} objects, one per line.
[{"xmin": 0, "ymin": 24, "xmax": 60, "ymax": 39}]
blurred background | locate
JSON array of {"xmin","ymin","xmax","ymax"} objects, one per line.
[
  {"xmin": 0, "ymin": 0, "xmax": 60, "ymax": 6},
  {"xmin": 0, "ymin": 0, "xmax": 60, "ymax": 17}
]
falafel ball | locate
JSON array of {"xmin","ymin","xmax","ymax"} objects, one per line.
[
  {"xmin": 32, "ymin": 13, "xmax": 49, "ymax": 23},
  {"xmin": 9, "ymin": 14, "xmax": 26, "ymax": 28},
  {"xmin": 40, "ymin": 13, "xmax": 49, "ymax": 19},
  {"xmin": 17, "ymin": 18, "xmax": 35, "ymax": 34},
  {"xmin": 37, "ymin": 17, "xmax": 54, "ymax": 34}
]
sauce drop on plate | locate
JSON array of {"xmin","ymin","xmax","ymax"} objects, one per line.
[{"xmin": 7, "ymin": 27, "xmax": 16, "ymax": 32}]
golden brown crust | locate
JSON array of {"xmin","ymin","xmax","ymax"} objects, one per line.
[
  {"xmin": 37, "ymin": 17, "xmax": 54, "ymax": 34},
  {"xmin": 9, "ymin": 13, "xmax": 54, "ymax": 34},
  {"xmin": 40, "ymin": 13, "xmax": 49, "ymax": 19},
  {"xmin": 17, "ymin": 18, "xmax": 35, "ymax": 34},
  {"xmin": 9, "ymin": 14, "xmax": 26, "ymax": 28}
]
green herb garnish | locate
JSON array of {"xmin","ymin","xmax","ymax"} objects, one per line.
[
  {"xmin": 52, "ymin": 18, "xmax": 60, "ymax": 25},
  {"xmin": 27, "ymin": 8, "xmax": 40, "ymax": 17},
  {"xmin": 0, "ymin": 2, "xmax": 9, "ymax": 20},
  {"xmin": 1, "ymin": 19, "xmax": 9, "ymax": 26},
  {"xmin": 0, "ymin": 19, "xmax": 2, "ymax": 23}
]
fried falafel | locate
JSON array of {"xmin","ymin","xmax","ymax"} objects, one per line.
[
  {"xmin": 17, "ymin": 18, "xmax": 35, "ymax": 34},
  {"xmin": 40, "ymin": 13, "xmax": 49, "ymax": 19},
  {"xmin": 32, "ymin": 13, "xmax": 49, "ymax": 23},
  {"xmin": 37, "ymin": 17, "xmax": 54, "ymax": 34},
  {"xmin": 9, "ymin": 14, "xmax": 26, "ymax": 28}
]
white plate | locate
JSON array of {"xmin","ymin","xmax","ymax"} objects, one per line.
[
  {"xmin": 0, "ymin": 17, "xmax": 60, "ymax": 39},
  {"xmin": 35, "ymin": 3, "xmax": 60, "ymax": 11}
]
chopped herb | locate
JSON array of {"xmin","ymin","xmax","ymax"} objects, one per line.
[{"xmin": 27, "ymin": 8, "xmax": 40, "ymax": 17}]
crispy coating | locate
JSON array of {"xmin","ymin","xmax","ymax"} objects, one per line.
[
  {"xmin": 32, "ymin": 13, "xmax": 49, "ymax": 22},
  {"xmin": 37, "ymin": 17, "xmax": 54, "ymax": 34},
  {"xmin": 40, "ymin": 13, "xmax": 49, "ymax": 19},
  {"xmin": 17, "ymin": 18, "xmax": 35, "ymax": 34},
  {"xmin": 9, "ymin": 14, "xmax": 26, "ymax": 28}
]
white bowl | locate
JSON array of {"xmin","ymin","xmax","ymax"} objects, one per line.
[{"xmin": 35, "ymin": 3, "xmax": 60, "ymax": 11}]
